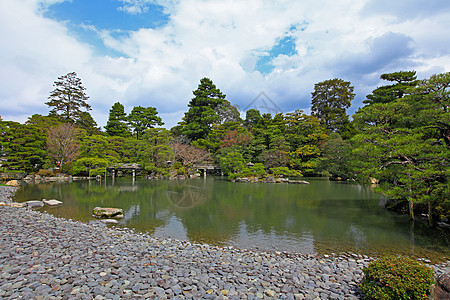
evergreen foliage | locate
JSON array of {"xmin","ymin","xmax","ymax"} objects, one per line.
[
  {"xmin": 311, "ymin": 78, "xmax": 354, "ymax": 132},
  {"xmin": 128, "ymin": 106, "xmax": 163, "ymax": 140},
  {"xmin": 351, "ymin": 72, "xmax": 449, "ymax": 221},
  {"xmin": 179, "ymin": 77, "xmax": 227, "ymax": 141},
  {"xmin": 364, "ymin": 71, "xmax": 418, "ymax": 105},
  {"xmin": 105, "ymin": 102, "xmax": 131, "ymax": 137},
  {"xmin": 0, "ymin": 121, "xmax": 46, "ymax": 171},
  {"xmin": 46, "ymin": 72, "xmax": 91, "ymax": 123}
]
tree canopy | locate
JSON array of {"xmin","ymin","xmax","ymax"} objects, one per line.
[
  {"xmin": 364, "ymin": 71, "xmax": 418, "ymax": 105},
  {"xmin": 128, "ymin": 106, "xmax": 164, "ymax": 140},
  {"xmin": 105, "ymin": 102, "xmax": 131, "ymax": 137},
  {"xmin": 311, "ymin": 78, "xmax": 354, "ymax": 133},
  {"xmin": 351, "ymin": 72, "xmax": 449, "ymax": 221},
  {"xmin": 46, "ymin": 72, "xmax": 91, "ymax": 123},
  {"xmin": 178, "ymin": 77, "xmax": 227, "ymax": 141}
]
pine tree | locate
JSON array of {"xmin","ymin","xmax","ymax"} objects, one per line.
[
  {"xmin": 46, "ymin": 72, "xmax": 91, "ymax": 123},
  {"xmin": 179, "ymin": 77, "xmax": 226, "ymax": 141},
  {"xmin": 364, "ymin": 71, "xmax": 418, "ymax": 105},
  {"xmin": 128, "ymin": 106, "xmax": 164, "ymax": 140},
  {"xmin": 311, "ymin": 78, "xmax": 354, "ymax": 132},
  {"xmin": 105, "ymin": 102, "xmax": 131, "ymax": 137}
]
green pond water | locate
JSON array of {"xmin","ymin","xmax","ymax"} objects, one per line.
[{"xmin": 14, "ymin": 177, "xmax": 450, "ymax": 261}]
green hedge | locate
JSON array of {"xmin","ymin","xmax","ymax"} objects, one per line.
[{"xmin": 359, "ymin": 255, "xmax": 435, "ymax": 300}]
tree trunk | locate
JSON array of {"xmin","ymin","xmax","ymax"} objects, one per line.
[
  {"xmin": 409, "ymin": 200, "xmax": 414, "ymax": 221},
  {"xmin": 428, "ymin": 200, "xmax": 433, "ymax": 227},
  {"xmin": 408, "ymin": 172, "xmax": 414, "ymax": 221}
]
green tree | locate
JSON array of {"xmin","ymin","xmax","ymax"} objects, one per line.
[
  {"xmin": 244, "ymin": 109, "xmax": 262, "ymax": 130},
  {"xmin": 0, "ymin": 121, "xmax": 46, "ymax": 171},
  {"xmin": 318, "ymin": 133, "xmax": 352, "ymax": 179},
  {"xmin": 311, "ymin": 78, "xmax": 355, "ymax": 132},
  {"xmin": 105, "ymin": 102, "xmax": 131, "ymax": 137},
  {"xmin": 128, "ymin": 106, "xmax": 164, "ymax": 140},
  {"xmin": 351, "ymin": 72, "xmax": 449, "ymax": 222},
  {"xmin": 219, "ymin": 152, "xmax": 246, "ymax": 176},
  {"xmin": 106, "ymin": 136, "xmax": 137, "ymax": 163},
  {"xmin": 26, "ymin": 114, "xmax": 62, "ymax": 130},
  {"xmin": 73, "ymin": 157, "xmax": 110, "ymax": 177},
  {"xmin": 364, "ymin": 71, "xmax": 418, "ymax": 105},
  {"xmin": 78, "ymin": 135, "xmax": 111, "ymax": 160},
  {"xmin": 179, "ymin": 77, "xmax": 227, "ymax": 141},
  {"xmin": 283, "ymin": 110, "xmax": 328, "ymax": 174},
  {"xmin": 138, "ymin": 128, "xmax": 173, "ymax": 173},
  {"xmin": 46, "ymin": 72, "xmax": 91, "ymax": 123},
  {"xmin": 75, "ymin": 111, "xmax": 102, "ymax": 135}
]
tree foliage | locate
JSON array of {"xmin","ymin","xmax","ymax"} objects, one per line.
[
  {"xmin": 178, "ymin": 77, "xmax": 227, "ymax": 141},
  {"xmin": 105, "ymin": 102, "xmax": 131, "ymax": 137},
  {"xmin": 139, "ymin": 128, "xmax": 173, "ymax": 173},
  {"xmin": 128, "ymin": 106, "xmax": 163, "ymax": 140},
  {"xmin": 0, "ymin": 121, "xmax": 46, "ymax": 171},
  {"xmin": 311, "ymin": 78, "xmax": 355, "ymax": 132},
  {"xmin": 351, "ymin": 72, "xmax": 449, "ymax": 221},
  {"xmin": 46, "ymin": 72, "xmax": 91, "ymax": 123},
  {"xmin": 364, "ymin": 71, "xmax": 418, "ymax": 105}
]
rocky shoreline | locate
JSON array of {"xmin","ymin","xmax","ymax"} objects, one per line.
[{"xmin": 1, "ymin": 186, "xmax": 448, "ymax": 299}]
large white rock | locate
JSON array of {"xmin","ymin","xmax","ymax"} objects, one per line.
[
  {"xmin": 43, "ymin": 199, "xmax": 63, "ymax": 206},
  {"xmin": 25, "ymin": 200, "xmax": 44, "ymax": 208}
]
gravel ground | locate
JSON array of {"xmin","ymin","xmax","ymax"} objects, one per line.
[{"xmin": 1, "ymin": 186, "xmax": 448, "ymax": 299}]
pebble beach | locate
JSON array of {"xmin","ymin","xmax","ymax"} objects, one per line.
[{"xmin": 1, "ymin": 186, "xmax": 448, "ymax": 299}]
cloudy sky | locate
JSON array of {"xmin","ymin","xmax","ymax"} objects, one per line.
[{"xmin": 1, "ymin": 0, "xmax": 449, "ymax": 128}]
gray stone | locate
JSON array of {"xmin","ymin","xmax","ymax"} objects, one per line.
[
  {"xmin": 431, "ymin": 272, "xmax": 450, "ymax": 300},
  {"xmin": 43, "ymin": 199, "xmax": 63, "ymax": 206},
  {"xmin": 25, "ymin": 200, "xmax": 44, "ymax": 208},
  {"xmin": 92, "ymin": 207, "xmax": 123, "ymax": 218}
]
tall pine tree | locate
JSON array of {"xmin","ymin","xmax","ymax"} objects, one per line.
[
  {"xmin": 178, "ymin": 77, "xmax": 226, "ymax": 141},
  {"xmin": 128, "ymin": 106, "xmax": 164, "ymax": 140},
  {"xmin": 46, "ymin": 72, "xmax": 91, "ymax": 123},
  {"xmin": 311, "ymin": 78, "xmax": 354, "ymax": 133},
  {"xmin": 105, "ymin": 102, "xmax": 131, "ymax": 137}
]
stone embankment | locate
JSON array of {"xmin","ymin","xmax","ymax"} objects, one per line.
[{"xmin": 0, "ymin": 186, "xmax": 448, "ymax": 299}]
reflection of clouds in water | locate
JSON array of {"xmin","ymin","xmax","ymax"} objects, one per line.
[
  {"xmin": 155, "ymin": 209, "xmax": 172, "ymax": 221},
  {"xmin": 153, "ymin": 216, "xmax": 189, "ymax": 241},
  {"xmin": 122, "ymin": 204, "xmax": 140, "ymax": 223},
  {"xmin": 347, "ymin": 224, "xmax": 366, "ymax": 249},
  {"xmin": 284, "ymin": 216, "xmax": 295, "ymax": 229},
  {"xmin": 119, "ymin": 186, "xmax": 138, "ymax": 192},
  {"xmin": 230, "ymin": 221, "xmax": 316, "ymax": 253}
]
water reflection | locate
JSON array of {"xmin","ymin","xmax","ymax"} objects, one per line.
[{"xmin": 13, "ymin": 177, "xmax": 450, "ymax": 261}]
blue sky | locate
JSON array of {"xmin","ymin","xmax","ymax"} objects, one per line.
[{"xmin": 1, "ymin": 0, "xmax": 449, "ymax": 128}]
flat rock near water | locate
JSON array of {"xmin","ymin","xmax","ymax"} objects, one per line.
[
  {"xmin": 0, "ymin": 186, "xmax": 448, "ymax": 299},
  {"xmin": 43, "ymin": 199, "xmax": 63, "ymax": 206}
]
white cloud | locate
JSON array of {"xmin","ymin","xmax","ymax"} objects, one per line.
[{"xmin": 0, "ymin": 0, "xmax": 449, "ymax": 128}]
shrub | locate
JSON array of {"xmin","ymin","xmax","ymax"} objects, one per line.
[
  {"xmin": 36, "ymin": 169, "xmax": 55, "ymax": 177},
  {"xmin": 359, "ymin": 255, "xmax": 435, "ymax": 300},
  {"xmin": 270, "ymin": 166, "xmax": 302, "ymax": 178}
]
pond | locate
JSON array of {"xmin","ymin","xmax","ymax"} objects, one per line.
[{"xmin": 14, "ymin": 177, "xmax": 450, "ymax": 261}]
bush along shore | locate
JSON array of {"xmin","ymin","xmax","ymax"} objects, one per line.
[{"xmin": 1, "ymin": 186, "xmax": 449, "ymax": 299}]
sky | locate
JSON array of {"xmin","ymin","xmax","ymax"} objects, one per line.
[{"xmin": 1, "ymin": 0, "xmax": 449, "ymax": 129}]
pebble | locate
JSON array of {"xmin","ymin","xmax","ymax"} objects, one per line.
[{"xmin": 0, "ymin": 186, "xmax": 448, "ymax": 299}]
